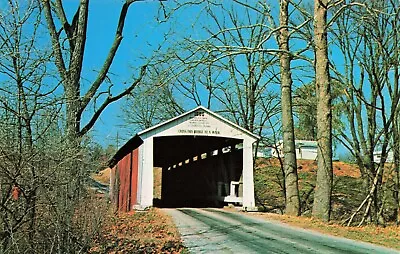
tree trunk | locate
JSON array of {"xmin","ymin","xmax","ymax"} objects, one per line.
[
  {"xmin": 395, "ymin": 99, "xmax": 400, "ymax": 226},
  {"xmin": 396, "ymin": 148, "xmax": 400, "ymax": 225},
  {"xmin": 279, "ymin": 0, "xmax": 300, "ymax": 216},
  {"xmin": 65, "ymin": 83, "xmax": 82, "ymax": 143},
  {"xmin": 312, "ymin": 0, "xmax": 333, "ymax": 222},
  {"xmin": 392, "ymin": 15, "xmax": 400, "ymax": 225}
]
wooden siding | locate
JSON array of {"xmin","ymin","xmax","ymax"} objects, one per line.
[{"xmin": 112, "ymin": 148, "xmax": 139, "ymax": 212}]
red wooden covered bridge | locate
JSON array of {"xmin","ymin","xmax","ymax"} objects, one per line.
[{"xmin": 108, "ymin": 106, "xmax": 258, "ymax": 212}]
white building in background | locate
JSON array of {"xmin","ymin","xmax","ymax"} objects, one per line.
[
  {"xmin": 271, "ymin": 140, "xmax": 318, "ymax": 160},
  {"xmin": 373, "ymin": 150, "xmax": 394, "ymax": 163}
]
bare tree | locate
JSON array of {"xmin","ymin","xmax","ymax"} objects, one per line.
[
  {"xmin": 312, "ymin": 0, "xmax": 333, "ymax": 222},
  {"xmin": 0, "ymin": 1, "xmax": 112, "ymax": 252},
  {"xmin": 330, "ymin": 0, "xmax": 400, "ymax": 226},
  {"xmin": 392, "ymin": 4, "xmax": 400, "ymax": 223},
  {"xmin": 159, "ymin": 1, "xmax": 281, "ymax": 139},
  {"xmin": 122, "ymin": 66, "xmax": 184, "ymax": 132},
  {"xmin": 278, "ymin": 0, "xmax": 300, "ymax": 216},
  {"xmin": 0, "ymin": 1, "xmax": 51, "ymax": 250},
  {"xmin": 41, "ymin": 0, "xmax": 148, "ymax": 144}
]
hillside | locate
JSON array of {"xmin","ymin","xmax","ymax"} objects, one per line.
[{"xmin": 257, "ymin": 158, "xmax": 360, "ymax": 177}]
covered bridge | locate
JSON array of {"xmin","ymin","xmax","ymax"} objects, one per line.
[{"xmin": 108, "ymin": 106, "xmax": 258, "ymax": 212}]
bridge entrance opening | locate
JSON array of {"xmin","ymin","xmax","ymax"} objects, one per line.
[{"xmin": 153, "ymin": 135, "xmax": 243, "ymax": 208}]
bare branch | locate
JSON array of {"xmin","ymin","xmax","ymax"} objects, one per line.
[
  {"xmin": 81, "ymin": 0, "xmax": 136, "ymax": 110},
  {"xmin": 79, "ymin": 65, "xmax": 147, "ymax": 136},
  {"xmin": 41, "ymin": 0, "xmax": 68, "ymax": 82}
]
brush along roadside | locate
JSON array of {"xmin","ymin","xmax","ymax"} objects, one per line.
[{"xmin": 89, "ymin": 208, "xmax": 187, "ymax": 253}]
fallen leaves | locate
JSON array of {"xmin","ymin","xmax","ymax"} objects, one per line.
[{"xmin": 89, "ymin": 208, "xmax": 186, "ymax": 253}]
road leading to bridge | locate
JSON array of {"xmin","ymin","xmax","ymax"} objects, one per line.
[{"xmin": 164, "ymin": 208, "xmax": 399, "ymax": 254}]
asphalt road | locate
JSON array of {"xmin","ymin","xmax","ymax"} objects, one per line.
[{"xmin": 164, "ymin": 208, "xmax": 399, "ymax": 254}]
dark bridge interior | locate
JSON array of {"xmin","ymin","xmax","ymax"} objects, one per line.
[{"xmin": 153, "ymin": 136, "xmax": 243, "ymax": 208}]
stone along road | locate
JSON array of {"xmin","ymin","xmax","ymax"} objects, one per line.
[{"xmin": 164, "ymin": 208, "xmax": 399, "ymax": 254}]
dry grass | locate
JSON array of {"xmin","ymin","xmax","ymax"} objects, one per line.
[
  {"xmin": 254, "ymin": 158, "xmax": 400, "ymax": 250},
  {"xmin": 258, "ymin": 158, "xmax": 361, "ymax": 178},
  {"xmin": 92, "ymin": 167, "xmax": 111, "ymax": 185},
  {"xmin": 89, "ymin": 208, "xmax": 186, "ymax": 253},
  {"xmin": 249, "ymin": 212, "xmax": 400, "ymax": 250}
]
